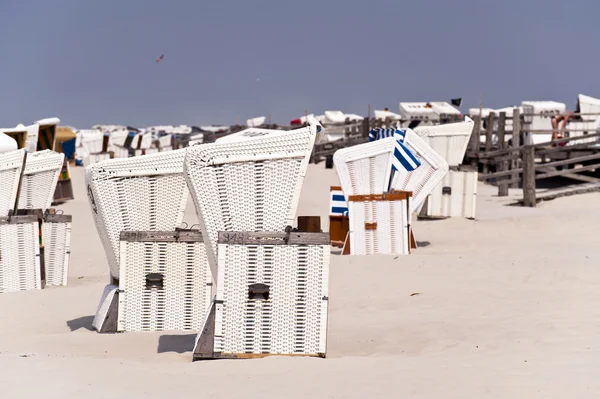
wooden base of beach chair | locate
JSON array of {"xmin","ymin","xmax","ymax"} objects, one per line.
[
  {"xmin": 93, "ymin": 286, "xmax": 120, "ymax": 334},
  {"xmin": 297, "ymin": 216, "xmax": 321, "ymax": 232},
  {"xmin": 193, "ymin": 230, "xmax": 330, "ymax": 361},
  {"xmin": 329, "ymin": 215, "xmax": 349, "ymax": 247}
]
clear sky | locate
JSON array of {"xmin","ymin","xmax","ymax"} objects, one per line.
[{"xmin": 1, "ymin": 0, "xmax": 598, "ymax": 128}]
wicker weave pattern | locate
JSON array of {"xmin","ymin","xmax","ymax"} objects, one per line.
[
  {"xmin": 333, "ymin": 137, "xmax": 396, "ymax": 197},
  {"xmin": 92, "ymin": 284, "xmax": 118, "ymax": 331},
  {"xmin": 85, "ymin": 149, "xmax": 189, "ymax": 278},
  {"xmin": 0, "ymin": 220, "xmax": 41, "ymax": 293},
  {"xmin": 0, "ymin": 150, "xmax": 26, "ymax": 217},
  {"xmin": 391, "ymin": 129, "xmax": 449, "ymax": 213},
  {"xmin": 214, "ymin": 243, "xmax": 329, "ymax": 355},
  {"xmin": 118, "ymin": 240, "xmax": 211, "ymax": 331},
  {"xmin": 18, "ymin": 150, "xmax": 65, "ymax": 211},
  {"xmin": 348, "ymin": 198, "xmax": 410, "ymax": 255},
  {"xmin": 414, "ymin": 120, "xmax": 474, "ymax": 166},
  {"xmin": 184, "ymin": 127, "xmax": 317, "ymax": 276},
  {"xmin": 43, "ymin": 220, "xmax": 71, "ymax": 286}
]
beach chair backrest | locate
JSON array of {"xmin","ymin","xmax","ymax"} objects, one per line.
[
  {"xmin": 85, "ymin": 149, "xmax": 189, "ymax": 279},
  {"xmin": 18, "ymin": 150, "xmax": 64, "ymax": 211},
  {"xmin": 333, "ymin": 137, "xmax": 396, "ymax": 197},
  {"xmin": 391, "ymin": 129, "xmax": 449, "ymax": 213},
  {"xmin": 184, "ymin": 125, "xmax": 317, "ymax": 277},
  {"xmin": 414, "ymin": 118, "xmax": 474, "ymax": 166},
  {"xmin": 0, "ymin": 149, "xmax": 26, "ymax": 217}
]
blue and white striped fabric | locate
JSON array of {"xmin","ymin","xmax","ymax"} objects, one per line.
[
  {"xmin": 369, "ymin": 127, "xmax": 406, "ymax": 142},
  {"xmin": 330, "ymin": 186, "xmax": 348, "ymax": 216},
  {"xmin": 369, "ymin": 128, "xmax": 420, "ymax": 172}
]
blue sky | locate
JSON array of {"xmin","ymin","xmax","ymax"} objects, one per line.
[{"xmin": 1, "ymin": 0, "xmax": 598, "ymax": 127}]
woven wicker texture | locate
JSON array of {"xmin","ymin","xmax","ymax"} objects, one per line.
[
  {"xmin": 184, "ymin": 126, "xmax": 317, "ymax": 276},
  {"xmin": 18, "ymin": 150, "xmax": 65, "ymax": 211},
  {"xmin": 0, "ymin": 220, "xmax": 41, "ymax": 293},
  {"xmin": 391, "ymin": 129, "xmax": 449, "ymax": 213},
  {"xmin": 43, "ymin": 220, "xmax": 71, "ymax": 287},
  {"xmin": 0, "ymin": 149, "xmax": 26, "ymax": 217},
  {"xmin": 118, "ymin": 239, "xmax": 211, "ymax": 331},
  {"xmin": 214, "ymin": 243, "xmax": 330, "ymax": 355},
  {"xmin": 85, "ymin": 149, "xmax": 189, "ymax": 278},
  {"xmin": 348, "ymin": 198, "xmax": 410, "ymax": 255},
  {"xmin": 92, "ymin": 284, "xmax": 118, "ymax": 331},
  {"xmin": 333, "ymin": 137, "xmax": 396, "ymax": 196},
  {"xmin": 414, "ymin": 119, "xmax": 474, "ymax": 166}
]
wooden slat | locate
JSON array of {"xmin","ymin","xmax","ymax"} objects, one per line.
[
  {"xmin": 120, "ymin": 230, "xmax": 204, "ymax": 242},
  {"xmin": 217, "ymin": 231, "xmax": 330, "ymax": 245},
  {"xmin": 514, "ymin": 182, "xmax": 600, "ymax": 205},
  {"xmin": 347, "ymin": 191, "xmax": 412, "ymax": 202},
  {"xmin": 481, "ymin": 152, "xmax": 600, "ymax": 180}
]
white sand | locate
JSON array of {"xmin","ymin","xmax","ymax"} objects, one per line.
[{"xmin": 1, "ymin": 164, "xmax": 600, "ymax": 398}]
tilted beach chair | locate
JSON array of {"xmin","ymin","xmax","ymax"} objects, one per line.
[
  {"xmin": 413, "ymin": 118, "xmax": 474, "ymax": 166},
  {"xmin": 333, "ymin": 136, "xmax": 418, "ymax": 255},
  {"xmin": 0, "ymin": 149, "xmax": 42, "ymax": 293},
  {"xmin": 186, "ymin": 124, "xmax": 331, "ymax": 360},
  {"xmin": 18, "ymin": 150, "xmax": 64, "ymax": 211},
  {"xmin": 86, "ymin": 149, "xmax": 211, "ymax": 332},
  {"xmin": 389, "ymin": 128, "xmax": 449, "ymax": 213}
]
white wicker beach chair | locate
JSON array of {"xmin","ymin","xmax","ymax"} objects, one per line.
[
  {"xmin": 184, "ymin": 125, "xmax": 318, "ymax": 277},
  {"xmin": 18, "ymin": 150, "xmax": 64, "ymax": 212},
  {"xmin": 193, "ymin": 231, "xmax": 330, "ymax": 360},
  {"xmin": 414, "ymin": 118, "xmax": 474, "ymax": 166},
  {"xmin": 86, "ymin": 149, "xmax": 212, "ymax": 333},
  {"xmin": 390, "ymin": 129, "xmax": 449, "ymax": 213},
  {"xmin": 80, "ymin": 130, "xmax": 105, "ymax": 154},
  {"xmin": 0, "ymin": 149, "xmax": 26, "ymax": 217}
]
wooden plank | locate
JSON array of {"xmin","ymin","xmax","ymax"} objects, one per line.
[
  {"xmin": 192, "ymin": 302, "xmax": 216, "ymax": 360},
  {"xmin": 497, "ymin": 112, "xmax": 508, "ymax": 196},
  {"xmin": 522, "ymin": 146, "xmax": 536, "ymax": 207},
  {"xmin": 347, "ymin": 191, "xmax": 412, "ymax": 202},
  {"xmin": 479, "ymin": 132, "xmax": 600, "ymax": 159},
  {"xmin": 120, "ymin": 230, "xmax": 204, "ymax": 242},
  {"xmin": 481, "ymin": 152, "xmax": 600, "ymax": 180},
  {"xmin": 468, "ymin": 115, "xmax": 481, "ymax": 167},
  {"xmin": 297, "ymin": 216, "xmax": 321, "ymax": 232},
  {"xmin": 98, "ymin": 292, "xmax": 119, "ymax": 333},
  {"xmin": 510, "ymin": 108, "xmax": 521, "ymax": 189},
  {"xmin": 217, "ymin": 231, "xmax": 330, "ymax": 245},
  {"xmin": 482, "ymin": 112, "xmax": 495, "ymax": 174},
  {"xmin": 535, "ymin": 163, "xmax": 600, "ymax": 180},
  {"xmin": 514, "ymin": 182, "xmax": 600, "ymax": 205}
]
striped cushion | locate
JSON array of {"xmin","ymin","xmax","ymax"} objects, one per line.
[
  {"xmin": 369, "ymin": 128, "xmax": 420, "ymax": 172},
  {"xmin": 330, "ymin": 186, "xmax": 348, "ymax": 216}
]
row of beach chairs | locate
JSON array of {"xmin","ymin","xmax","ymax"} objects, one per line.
[{"xmin": 0, "ymin": 149, "xmax": 72, "ymax": 292}]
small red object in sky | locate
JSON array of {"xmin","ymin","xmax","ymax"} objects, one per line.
[{"xmin": 156, "ymin": 54, "xmax": 164, "ymax": 63}]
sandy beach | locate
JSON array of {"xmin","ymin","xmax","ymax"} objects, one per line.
[{"xmin": 1, "ymin": 164, "xmax": 599, "ymax": 398}]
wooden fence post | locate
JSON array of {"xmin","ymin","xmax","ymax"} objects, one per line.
[
  {"xmin": 522, "ymin": 145, "xmax": 536, "ymax": 207},
  {"xmin": 468, "ymin": 115, "xmax": 481, "ymax": 168},
  {"xmin": 510, "ymin": 108, "xmax": 521, "ymax": 188},
  {"xmin": 497, "ymin": 112, "xmax": 508, "ymax": 196},
  {"xmin": 362, "ymin": 117, "xmax": 370, "ymax": 138},
  {"xmin": 482, "ymin": 112, "xmax": 495, "ymax": 173}
]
